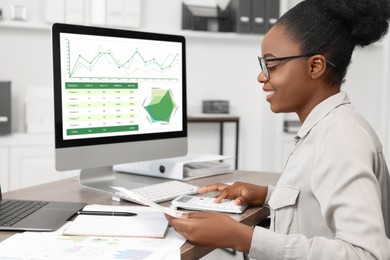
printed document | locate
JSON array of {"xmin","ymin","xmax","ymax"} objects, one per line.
[{"xmin": 0, "ymin": 223, "xmax": 186, "ymax": 260}]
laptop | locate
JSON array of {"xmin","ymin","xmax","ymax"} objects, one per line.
[{"xmin": 0, "ymin": 185, "xmax": 87, "ymax": 231}]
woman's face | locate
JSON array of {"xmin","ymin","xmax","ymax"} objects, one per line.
[{"xmin": 258, "ymin": 25, "xmax": 321, "ymax": 119}]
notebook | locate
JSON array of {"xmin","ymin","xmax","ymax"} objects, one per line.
[
  {"xmin": 63, "ymin": 204, "xmax": 169, "ymax": 238},
  {"xmin": 0, "ymin": 185, "xmax": 87, "ymax": 232}
]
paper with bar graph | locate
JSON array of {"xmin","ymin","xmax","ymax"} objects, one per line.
[{"xmin": 0, "ymin": 223, "xmax": 186, "ymax": 260}]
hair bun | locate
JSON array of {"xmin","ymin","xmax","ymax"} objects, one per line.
[{"xmin": 313, "ymin": 0, "xmax": 390, "ymax": 46}]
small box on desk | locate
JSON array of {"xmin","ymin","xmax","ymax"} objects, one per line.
[{"xmin": 202, "ymin": 100, "xmax": 229, "ymax": 114}]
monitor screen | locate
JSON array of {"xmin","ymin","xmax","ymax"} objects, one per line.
[{"xmin": 52, "ymin": 23, "xmax": 187, "ymax": 193}]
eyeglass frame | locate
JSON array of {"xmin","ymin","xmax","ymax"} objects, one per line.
[{"xmin": 258, "ymin": 53, "xmax": 336, "ymax": 79}]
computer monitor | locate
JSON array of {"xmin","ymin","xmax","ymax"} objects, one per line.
[{"xmin": 52, "ymin": 23, "xmax": 187, "ymax": 193}]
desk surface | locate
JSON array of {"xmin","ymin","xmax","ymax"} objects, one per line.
[{"xmin": 2, "ymin": 170, "xmax": 279, "ymax": 260}]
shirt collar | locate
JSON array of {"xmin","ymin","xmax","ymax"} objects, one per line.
[{"xmin": 295, "ymin": 92, "xmax": 351, "ymax": 142}]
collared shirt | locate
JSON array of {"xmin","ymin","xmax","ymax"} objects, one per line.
[{"xmin": 249, "ymin": 92, "xmax": 390, "ymax": 260}]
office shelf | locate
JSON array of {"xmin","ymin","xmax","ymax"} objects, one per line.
[
  {"xmin": 180, "ymin": 29, "xmax": 262, "ymax": 41},
  {"xmin": 0, "ymin": 21, "xmax": 50, "ymax": 30}
]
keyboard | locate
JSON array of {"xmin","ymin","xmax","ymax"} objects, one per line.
[
  {"xmin": 113, "ymin": 180, "xmax": 199, "ymax": 204},
  {"xmin": 0, "ymin": 200, "xmax": 48, "ymax": 226}
]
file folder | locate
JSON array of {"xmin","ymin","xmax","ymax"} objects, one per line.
[
  {"xmin": 231, "ymin": 0, "xmax": 280, "ymax": 34},
  {"xmin": 233, "ymin": 0, "xmax": 252, "ymax": 33},
  {"xmin": 252, "ymin": 0, "xmax": 266, "ymax": 34},
  {"xmin": 265, "ymin": 0, "xmax": 280, "ymax": 32}
]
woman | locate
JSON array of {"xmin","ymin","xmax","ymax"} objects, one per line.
[{"xmin": 166, "ymin": 0, "xmax": 390, "ymax": 259}]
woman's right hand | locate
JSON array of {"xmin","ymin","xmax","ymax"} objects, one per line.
[{"xmin": 197, "ymin": 182, "xmax": 268, "ymax": 206}]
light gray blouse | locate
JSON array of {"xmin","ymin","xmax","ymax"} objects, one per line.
[{"xmin": 249, "ymin": 92, "xmax": 390, "ymax": 260}]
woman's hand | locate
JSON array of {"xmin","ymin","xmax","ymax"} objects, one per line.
[
  {"xmin": 166, "ymin": 212, "xmax": 254, "ymax": 252},
  {"xmin": 198, "ymin": 182, "xmax": 268, "ymax": 206}
]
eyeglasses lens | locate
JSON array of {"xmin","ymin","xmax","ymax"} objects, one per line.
[{"xmin": 259, "ymin": 57, "xmax": 269, "ymax": 79}]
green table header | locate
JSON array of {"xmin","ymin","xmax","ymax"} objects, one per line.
[{"xmin": 65, "ymin": 82, "xmax": 138, "ymax": 89}]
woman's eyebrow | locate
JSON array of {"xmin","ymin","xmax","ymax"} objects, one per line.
[{"xmin": 263, "ymin": 53, "xmax": 276, "ymax": 59}]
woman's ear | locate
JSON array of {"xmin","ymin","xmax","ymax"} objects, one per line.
[{"xmin": 308, "ymin": 55, "xmax": 327, "ymax": 80}]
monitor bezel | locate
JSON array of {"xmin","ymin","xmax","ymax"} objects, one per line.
[{"xmin": 52, "ymin": 23, "xmax": 187, "ymax": 149}]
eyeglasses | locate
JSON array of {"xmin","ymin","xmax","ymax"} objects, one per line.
[{"xmin": 258, "ymin": 54, "xmax": 336, "ymax": 79}]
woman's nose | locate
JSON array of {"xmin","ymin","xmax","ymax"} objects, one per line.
[{"xmin": 258, "ymin": 71, "xmax": 267, "ymax": 83}]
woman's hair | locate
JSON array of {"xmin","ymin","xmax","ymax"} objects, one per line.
[{"xmin": 276, "ymin": 0, "xmax": 390, "ymax": 85}]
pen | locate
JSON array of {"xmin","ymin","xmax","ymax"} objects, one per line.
[{"xmin": 78, "ymin": 211, "xmax": 137, "ymax": 217}]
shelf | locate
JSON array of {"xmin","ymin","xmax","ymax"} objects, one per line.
[
  {"xmin": 0, "ymin": 21, "xmax": 51, "ymax": 30},
  {"xmin": 180, "ymin": 30, "xmax": 262, "ymax": 41},
  {"xmin": 0, "ymin": 21, "xmax": 262, "ymax": 41}
]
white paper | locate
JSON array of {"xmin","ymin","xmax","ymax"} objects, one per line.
[{"xmin": 112, "ymin": 187, "xmax": 187, "ymax": 218}]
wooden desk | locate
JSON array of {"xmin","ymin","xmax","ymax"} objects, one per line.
[
  {"xmin": 188, "ymin": 115, "xmax": 240, "ymax": 169},
  {"xmin": 1, "ymin": 170, "xmax": 279, "ymax": 260}
]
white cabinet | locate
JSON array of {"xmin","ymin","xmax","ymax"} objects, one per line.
[
  {"xmin": 0, "ymin": 134, "xmax": 78, "ymax": 192},
  {"xmin": 9, "ymin": 146, "xmax": 78, "ymax": 191}
]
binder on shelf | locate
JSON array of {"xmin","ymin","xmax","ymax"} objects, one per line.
[
  {"xmin": 181, "ymin": 2, "xmax": 233, "ymax": 32},
  {"xmin": 114, "ymin": 153, "xmax": 234, "ymax": 180},
  {"xmin": 230, "ymin": 0, "xmax": 280, "ymax": 34},
  {"xmin": 231, "ymin": 0, "xmax": 252, "ymax": 33},
  {"xmin": 265, "ymin": 0, "xmax": 280, "ymax": 32},
  {"xmin": 252, "ymin": 0, "xmax": 266, "ymax": 34}
]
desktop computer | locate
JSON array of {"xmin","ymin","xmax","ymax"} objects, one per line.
[{"xmin": 52, "ymin": 23, "xmax": 188, "ymax": 194}]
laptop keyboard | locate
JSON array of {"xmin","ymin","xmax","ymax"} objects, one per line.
[{"xmin": 0, "ymin": 200, "xmax": 48, "ymax": 227}]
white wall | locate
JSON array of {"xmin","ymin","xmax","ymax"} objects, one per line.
[
  {"xmin": 343, "ymin": 41, "xmax": 390, "ymax": 162},
  {"xmin": 0, "ymin": 0, "xmax": 389, "ymax": 173}
]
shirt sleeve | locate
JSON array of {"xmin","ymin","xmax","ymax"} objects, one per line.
[{"xmin": 264, "ymin": 185, "xmax": 275, "ymax": 206}]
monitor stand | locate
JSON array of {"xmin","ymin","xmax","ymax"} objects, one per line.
[{"xmin": 79, "ymin": 166, "xmax": 166, "ymax": 194}]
